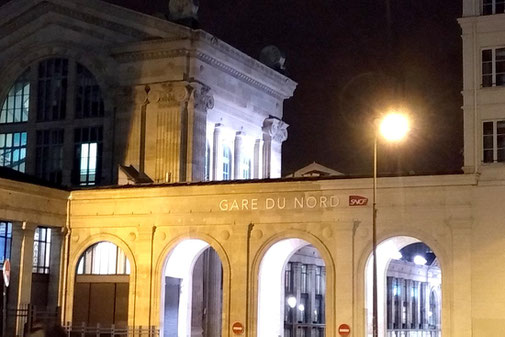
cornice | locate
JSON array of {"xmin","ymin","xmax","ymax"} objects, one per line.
[
  {"xmin": 195, "ymin": 51, "xmax": 287, "ymax": 100},
  {"xmin": 112, "ymin": 48, "xmax": 290, "ymax": 100},
  {"xmin": 191, "ymin": 30, "xmax": 297, "ymax": 91}
]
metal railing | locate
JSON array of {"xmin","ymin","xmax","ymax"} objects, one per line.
[
  {"xmin": 387, "ymin": 329, "xmax": 441, "ymax": 337},
  {"xmin": 62, "ymin": 323, "xmax": 159, "ymax": 337}
]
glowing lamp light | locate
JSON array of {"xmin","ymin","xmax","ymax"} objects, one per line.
[
  {"xmin": 414, "ymin": 255, "xmax": 427, "ymax": 265},
  {"xmin": 298, "ymin": 304, "xmax": 305, "ymax": 312},
  {"xmin": 287, "ymin": 296, "xmax": 297, "ymax": 309},
  {"xmin": 379, "ymin": 113, "xmax": 410, "ymax": 141}
]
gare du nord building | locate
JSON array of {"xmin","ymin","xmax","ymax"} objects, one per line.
[{"xmin": 0, "ymin": 0, "xmax": 504, "ymax": 336}]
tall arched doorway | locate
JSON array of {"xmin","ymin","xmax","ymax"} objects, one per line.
[
  {"xmin": 365, "ymin": 236, "xmax": 442, "ymax": 337},
  {"xmin": 161, "ymin": 239, "xmax": 223, "ymax": 337},
  {"xmin": 257, "ymin": 238, "xmax": 326, "ymax": 337},
  {"xmin": 72, "ymin": 241, "xmax": 130, "ymax": 327}
]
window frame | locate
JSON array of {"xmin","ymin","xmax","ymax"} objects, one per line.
[
  {"xmin": 32, "ymin": 227, "xmax": 52, "ymax": 274},
  {"xmin": 222, "ymin": 145, "xmax": 232, "ymax": 180},
  {"xmin": 0, "ymin": 222, "xmax": 12, "ymax": 268},
  {"xmin": 0, "ymin": 132, "xmax": 27, "ymax": 172},
  {"xmin": 482, "ymin": 0, "xmax": 505, "ymax": 15},
  {"xmin": 482, "ymin": 119, "xmax": 505, "ymax": 163},
  {"xmin": 482, "ymin": 47, "xmax": 505, "ymax": 87}
]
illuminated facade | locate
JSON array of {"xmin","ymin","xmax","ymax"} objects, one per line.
[{"xmin": 0, "ymin": 0, "xmax": 504, "ymax": 337}]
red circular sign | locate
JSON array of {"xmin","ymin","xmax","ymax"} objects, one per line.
[
  {"xmin": 232, "ymin": 322, "xmax": 244, "ymax": 335},
  {"xmin": 338, "ymin": 323, "xmax": 351, "ymax": 337}
]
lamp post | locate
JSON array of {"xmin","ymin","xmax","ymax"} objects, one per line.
[{"xmin": 372, "ymin": 112, "xmax": 409, "ymax": 337}]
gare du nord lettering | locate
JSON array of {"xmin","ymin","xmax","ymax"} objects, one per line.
[{"xmin": 218, "ymin": 195, "xmax": 342, "ymax": 211}]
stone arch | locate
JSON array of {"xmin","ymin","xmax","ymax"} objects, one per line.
[
  {"xmin": 0, "ymin": 41, "xmax": 118, "ymax": 111},
  {"xmin": 65, "ymin": 233, "xmax": 137, "ymax": 326},
  {"xmin": 355, "ymin": 227, "xmax": 451, "ymax": 337},
  {"xmin": 250, "ymin": 229, "xmax": 336, "ymax": 337},
  {"xmin": 152, "ymin": 231, "xmax": 231, "ymax": 336}
]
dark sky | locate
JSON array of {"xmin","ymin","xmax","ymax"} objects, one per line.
[{"xmin": 3, "ymin": 0, "xmax": 464, "ymax": 176}]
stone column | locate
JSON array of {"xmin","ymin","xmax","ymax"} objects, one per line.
[
  {"xmin": 262, "ymin": 117, "xmax": 288, "ymax": 178},
  {"xmin": 9, "ymin": 222, "xmax": 35, "ymax": 334},
  {"xmin": 387, "ymin": 277, "xmax": 393, "ymax": 329},
  {"xmin": 234, "ymin": 132, "xmax": 244, "ymax": 179},
  {"xmin": 212, "ymin": 124, "xmax": 223, "ymax": 180},
  {"xmin": 47, "ymin": 228, "xmax": 63, "ymax": 311},
  {"xmin": 253, "ymin": 139, "xmax": 263, "ymax": 179},
  {"xmin": 188, "ymin": 85, "xmax": 213, "ymax": 182},
  {"xmin": 307, "ymin": 264, "xmax": 316, "ymax": 335},
  {"xmin": 203, "ymin": 249, "xmax": 222, "ymax": 337},
  {"xmin": 292, "ymin": 263, "xmax": 302, "ymax": 323},
  {"xmin": 133, "ymin": 225, "xmax": 156, "ymax": 327}
]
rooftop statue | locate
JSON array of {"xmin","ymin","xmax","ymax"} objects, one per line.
[{"xmin": 169, "ymin": 0, "xmax": 199, "ymax": 21}]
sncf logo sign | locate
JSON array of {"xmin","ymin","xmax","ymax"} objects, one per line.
[{"xmin": 349, "ymin": 195, "xmax": 368, "ymax": 206}]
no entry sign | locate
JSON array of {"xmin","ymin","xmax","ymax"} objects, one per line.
[
  {"xmin": 338, "ymin": 323, "xmax": 351, "ymax": 336},
  {"xmin": 232, "ymin": 322, "xmax": 244, "ymax": 335}
]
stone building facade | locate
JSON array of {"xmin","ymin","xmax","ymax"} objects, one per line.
[
  {"xmin": 0, "ymin": 0, "xmax": 505, "ymax": 337},
  {"xmin": 0, "ymin": 0, "xmax": 296, "ymax": 187}
]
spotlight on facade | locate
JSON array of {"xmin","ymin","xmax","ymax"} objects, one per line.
[
  {"xmin": 298, "ymin": 304, "xmax": 305, "ymax": 312},
  {"xmin": 287, "ymin": 296, "xmax": 297, "ymax": 308},
  {"xmin": 379, "ymin": 112, "xmax": 410, "ymax": 142},
  {"xmin": 414, "ymin": 255, "xmax": 427, "ymax": 265}
]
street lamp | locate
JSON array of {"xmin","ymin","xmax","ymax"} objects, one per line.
[{"xmin": 372, "ymin": 112, "xmax": 409, "ymax": 337}]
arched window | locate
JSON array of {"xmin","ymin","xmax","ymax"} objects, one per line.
[
  {"xmin": 0, "ymin": 58, "xmax": 106, "ymax": 185},
  {"xmin": 222, "ymin": 145, "xmax": 231, "ymax": 180},
  {"xmin": 0, "ymin": 70, "xmax": 29, "ymax": 124},
  {"xmin": 76, "ymin": 241, "xmax": 130, "ymax": 275}
]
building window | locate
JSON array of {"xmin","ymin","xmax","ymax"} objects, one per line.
[
  {"xmin": 76, "ymin": 241, "xmax": 130, "ymax": 275},
  {"xmin": 0, "ymin": 71, "xmax": 30, "ymax": 124},
  {"xmin": 222, "ymin": 145, "xmax": 231, "ymax": 180},
  {"xmin": 75, "ymin": 63, "xmax": 104, "ymax": 118},
  {"xmin": 483, "ymin": 120, "xmax": 505, "ymax": 162},
  {"xmin": 74, "ymin": 127, "xmax": 102, "ymax": 185},
  {"xmin": 0, "ymin": 132, "xmax": 27, "ymax": 172},
  {"xmin": 482, "ymin": 48, "xmax": 505, "ymax": 87},
  {"xmin": 0, "ymin": 222, "xmax": 12, "ymax": 267},
  {"xmin": 32, "ymin": 227, "xmax": 51, "ymax": 274},
  {"xmin": 483, "ymin": 0, "xmax": 505, "ymax": 15},
  {"xmin": 242, "ymin": 158, "xmax": 251, "ymax": 179},
  {"xmin": 37, "ymin": 58, "xmax": 68, "ymax": 121},
  {"xmin": 36, "ymin": 129, "xmax": 64, "ymax": 183}
]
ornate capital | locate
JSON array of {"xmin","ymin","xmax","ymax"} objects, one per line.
[
  {"xmin": 262, "ymin": 117, "xmax": 288, "ymax": 142},
  {"xmin": 191, "ymin": 85, "xmax": 214, "ymax": 112},
  {"xmin": 148, "ymin": 84, "xmax": 189, "ymax": 106}
]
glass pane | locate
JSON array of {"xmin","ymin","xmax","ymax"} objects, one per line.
[
  {"xmin": 482, "ymin": 49, "xmax": 493, "ymax": 62},
  {"xmin": 483, "ymin": 122, "xmax": 494, "ymax": 135},
  {"xmin": 484, "ymin": 149, "xmax": 494, "ymax": 162}
]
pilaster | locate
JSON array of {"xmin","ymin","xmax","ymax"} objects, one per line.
[
  {"xmin": 234, "ymin": 131, "xmax": 244, "ymax": 179},
  {"xmin": 262, "ymin": 117, "xmax": 288, "ymax": 178},
  {"xmin": 213, "ymin": 124, "xmax": 223, "ymax": 180}
]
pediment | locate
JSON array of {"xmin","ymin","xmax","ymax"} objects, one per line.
[{"xmin": 0, "ymin": 0, "xmax": 189, "ymax": 46}]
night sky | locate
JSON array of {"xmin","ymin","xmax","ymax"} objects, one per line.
[{"xmin": 2, "ymin": 0, "xmax": 464, "ymax": 176}]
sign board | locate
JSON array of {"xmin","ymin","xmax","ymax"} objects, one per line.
[
  {"xmin": 349, "ymin": 195, "xmax": 368, "ymax": 206},
  {"xmin": 3, "ymin": 259, "xmax": 10, "ymax": 288},
  {"xmin": 338, "ymin": 323, "xmax": 351, "ymax": 336},
  {"xmin": 232, "ymin": 322, "xmax": 244, "ymax": 335}
]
